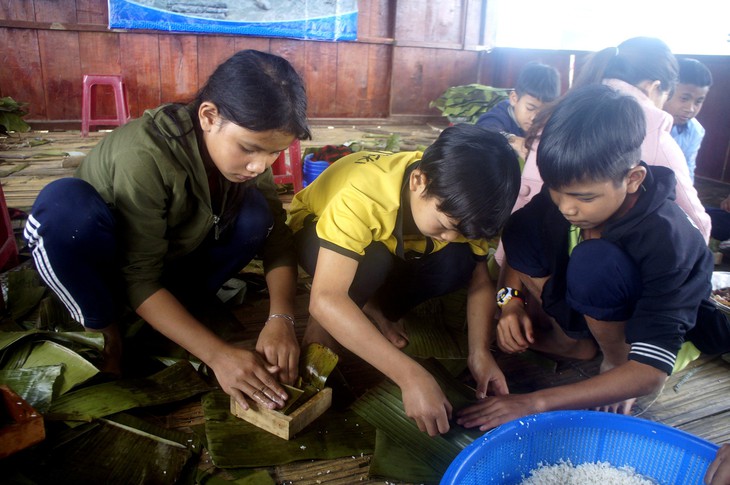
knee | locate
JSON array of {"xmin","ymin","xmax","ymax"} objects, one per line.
[
  {"xmin": 566, "ymin": 239, "xmax": 640, "ymax": 320},
  {"xmin": 27, "ymin": 178, "xmax": 114, "ymax": 247},
  {"xmin": 235, "ymin": 189, "xmax": 274, "ymax": 239}
]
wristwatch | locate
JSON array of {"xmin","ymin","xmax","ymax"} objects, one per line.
[{"xmin": 496, "ymin": 287, "xmax": 525, "ymax": 308}]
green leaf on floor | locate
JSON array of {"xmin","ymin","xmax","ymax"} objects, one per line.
[
  {"xmin": 47, "ymin": 361, "xmax": 213, "ymax": 422},
  {"xmin": 0, "ymin": 330, "xmax": 104, "ymax": 371},
  {"xmin": 196, "ymin": 468, "xmax": 276, "ymax": 485},
  {"xmin": 350, "ymin": 359, "xmax": 483, "ymax": 482},
  {"xmin": 7, "ymin": 268, "xmax": 47, "ymax": 323},
  {"xmin": 14, "ymin": 413, "xmax": 200, "ymax": 485},
  {"xmin": 203, "ymin": 390, "xmax": 376, "ymax": 468},
  {"xmin": 21, "ymin": 340, "xmax": 99, "ymax": 395},
  {"xmin": 0, "ymin": 364, "xmax": 62, "ymax": 413},
  {"xmin": 402, "ymin": 300, "xmax": 465, "ymax": 359},
  {"xmin": 369, "ymin": 430, "xmax": 442, "ymax": 484}
]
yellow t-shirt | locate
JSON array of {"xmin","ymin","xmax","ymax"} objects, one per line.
[{"xmin": 288, "ymin": 150, "xmax": 490, "ymax": 261}]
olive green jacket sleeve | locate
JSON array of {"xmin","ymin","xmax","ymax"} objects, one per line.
[{"xmin": 254, "ymin": 168, "xmax": 297, "ymax": 272}]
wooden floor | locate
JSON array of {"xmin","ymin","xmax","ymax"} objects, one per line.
[{"xmin": 1, "ymin": 126, "xmax": 729, "ymax": 484}]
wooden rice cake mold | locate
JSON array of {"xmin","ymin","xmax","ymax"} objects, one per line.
[{"xmin": 230, "ymin": 387, "xmax": 332, "ymax": 440}]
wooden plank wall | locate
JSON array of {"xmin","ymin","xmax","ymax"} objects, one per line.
[{"xmin": 0, "ymin": 0, "xmax": 729, "ymax": 181}]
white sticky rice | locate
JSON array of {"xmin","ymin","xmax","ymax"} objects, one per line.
[{"xmin": 519, "ymin": 459, "xmax": 655, "ymax": 484}]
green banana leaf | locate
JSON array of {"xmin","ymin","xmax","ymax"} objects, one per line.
[
  {"xmin": 0, "ymin": 330, "xmax": 104, "ymax": 369},
  {"xmin": 196, "ymin": 468, "xmax": 276, "ymax": 485},
  {"xmin": 283, "ymin": 343, "xmax": 339, "ymax": 414},
  {"xmin": 402, "ymin": 303, "xmax": 464, "ymax": 359},
  {"xmin": 47, "ymin": 361, "xmax": 212, "ymax": 421},
  {"xmin": 277, "ymin": 383, "xmax": 305, "ymax": 415},
  {"xmin": 350, "ymin": 360, "xmax": 483, "ymax": 481},
  {"xmin": 14, "ymin": 413, "xmax": 200, "ymax": 485},
  {"xmin": 369, "ymin": 430, "xmax": 441, "ymax": 484},
  {"xmin": 22, "ymin": 340, "xmax": 98, "ymax": 395},
  {"xmin": 203, "ymin": 390, "xmax": 376, "ymax": 468},
  {"xmin": 38, "ymin": 295, "xmax": 78, "ymax": 331},
  {"xmin": 429, "ymin": 84, "xmax": 511, "ymax": 124},
  {"xmin": 0, "ymin": 111, "xmax": 30, "ymax": 133},
  {"xmin": 0, "ymin": 330, "xmax": 105, "ymax": 353},
  {"xmin": 7, "ymin": 268, "xmax": 47, "ymax": 323},
  {"xmin": 298, "ymin": 343, "xmax": 339, "ymax": 390},
  {"xmin": 0, "ymin": 364, "xmax": 62, "ymax": 413}
]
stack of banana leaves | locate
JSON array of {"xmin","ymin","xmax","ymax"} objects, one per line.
[
  {"xmin": 429, "ymin": 84, "xmax": 511, "ymax": 125},
  {"xmin": 0, "ymin": 267, "xmax": 496, "ymax": 484}
]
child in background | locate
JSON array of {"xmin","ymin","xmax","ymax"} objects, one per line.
[
  {"xmin": 476, "ymin": 61, "xmax": 561, "ymax": 159},
  {"xmin": 288, "ymin": 124, "xmax": 521, "ymax": 436},
  {"xmin": 663, "ymin": 58, "xmax": 713, "ymax": 182},
  {"xmin": 24, "ymin": 50, "xmax": 310, "ymax": 411},
  {"xmin": 457, "ymin": 84, "xmax": 730, "ymax": 432},
  {"xmin": 662, "ymin": 58, "xmax": 730, "ymax": 244}
]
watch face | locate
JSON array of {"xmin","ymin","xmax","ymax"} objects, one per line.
[
  {"xmin": 496, "ymin": 288, "xmax": 511, "ymax": 306},
  {"xmin": 497, "ymin": 287, "xmax": 521, "ymax": 308}
]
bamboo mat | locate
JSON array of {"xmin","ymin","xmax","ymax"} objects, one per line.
[
  {"xmin": 0, "ymin": 124, "xmax": 442, "ymax": 212},
  {"xmin": 0, "ymin": 130, "xmax": 103, "ymax": 211}
]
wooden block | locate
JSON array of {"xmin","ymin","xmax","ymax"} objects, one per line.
[
  {"xmin": 0, "ymin": 385, "xmax": 45, "ymax": 458},
  {"xmin": 230, "ymin": 387, "xmax": 332, "ymax": 440}
]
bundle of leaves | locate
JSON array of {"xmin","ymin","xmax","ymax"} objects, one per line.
[
  {"xmin": 429, "ymin": 84, "xmax": 511, "ymax": 124},
  {"xmin": 0, "ymin": 96, "xmax": 31, "ymax": 135}
]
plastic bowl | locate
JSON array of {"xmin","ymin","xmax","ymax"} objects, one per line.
[{"xmin": 441, "ymin": 411, "xmax": 719, "ymax": 485}]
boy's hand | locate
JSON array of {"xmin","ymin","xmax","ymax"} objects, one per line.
[
  {"xmin": 468, "ymin": 349, "xmax": 509, "ymax": 399},
  {"xmin": 594, "ymin": 397, "xmax": 636, "ymax": 415},
  {"xmin": 456, "ymin": 393, "xmax": 541, "ymax": 432},
  {"xmin": 508, "ymin": 135, "xmax": 528, "ymax": 160},
  {"xmin": 256, "ymin": 316, "xmax": 300, "ymax": 385},
  {"xmin": 496, "ymin": 301, "xmax": 534, "ymax": 353},
  {"xmin": 209, "ymin": 345, "xmax": 289, "ymax": 412},
  {"xmin": 401, "ymin": 371, "xmax": 453, "ymax": 436}
]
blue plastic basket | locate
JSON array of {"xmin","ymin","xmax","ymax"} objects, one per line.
[
  {"xmin": 441, "ymin": 411, "xmax": 719, "ymax": 485},
  {"xmin": 302, "ymin": 153, "xmax": 330, "ymax": 187}
]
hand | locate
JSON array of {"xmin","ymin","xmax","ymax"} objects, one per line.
[
  {"xmin": 509, "ymin": 135, "xmax": 528, "ymax": 160},
  {"xmin": 209, "ymin": 344, "xmax": 288, "ymax": 411},
  {"xmin": 706, "ymin": 444, "xmax": 730, "ymax": 485},
  {"xmin": 401, "ymin": 371, "xmax": 453, "ymax": 436},
  {"xmin": 467, "ymin": 349, "xmax": 509, "ymax": 399},
  {"xmin": 256, "ymin": 315, "xmax": 300, "ymax": 385},
  {"xmin": 456, "ymin": 393, "xmax": 540, "ymax": 432},
  {"xmin": 594, "ymin": 397, "xmax": 636, "ymax": 415},
  {"xmin": 496, "ymin": 301, "xmax": 534, "ymax": 353},
  {"xmin": 721, "ymin": 196, "xmax": 730, "ymax": 213}
]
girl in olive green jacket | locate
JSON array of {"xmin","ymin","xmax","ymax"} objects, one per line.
[{"xmin": 24, "ymin": 50, "xmax": 310, "ymax": 411}]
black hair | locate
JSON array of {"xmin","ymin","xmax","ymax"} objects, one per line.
[
  {"xmin": 515, "ymin": 61, "xmax": 562, "ymax": 103},
  {"xmin": 537, "ymin": 84, "xmax": 646, "ymax": 189},
  {"xmin": 573, "ymin": 37, "xmax": 678, "ymax": 94},
  {"xmin": 677, "ymin": 58, "xmax": 713, "ymax": 88},
  {"xmin": 193, "ymin": 49, "xmax": 311, "ymax": 140},
  {"xmin": 419, "ymin": 124, "xmax": 520, "ymax": 239}
]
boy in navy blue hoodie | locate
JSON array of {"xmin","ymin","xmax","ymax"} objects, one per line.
[
  {"xmin": 476, "ymin": 61, "xmax": 560, "ymax": 159},
  {"xmin": 458, "ymin": 84, "xmax": 730, "ymax": 431}
]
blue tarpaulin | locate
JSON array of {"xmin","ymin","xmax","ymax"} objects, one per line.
[{"xmin": 108, "ymin": 0, "xmax": 357, "ymax": 41}]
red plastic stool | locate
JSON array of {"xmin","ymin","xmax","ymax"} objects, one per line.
[
  {"xmin": 0, "ymin": 183, "xmax": 19, "ymax": 273},
  {"xmin": 271, "ymin": 139, "xmax": 303, "ymax": 193},
  {"xmin": 81, "ymin": 74, "xmax": 131, "ymax": 137}
]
